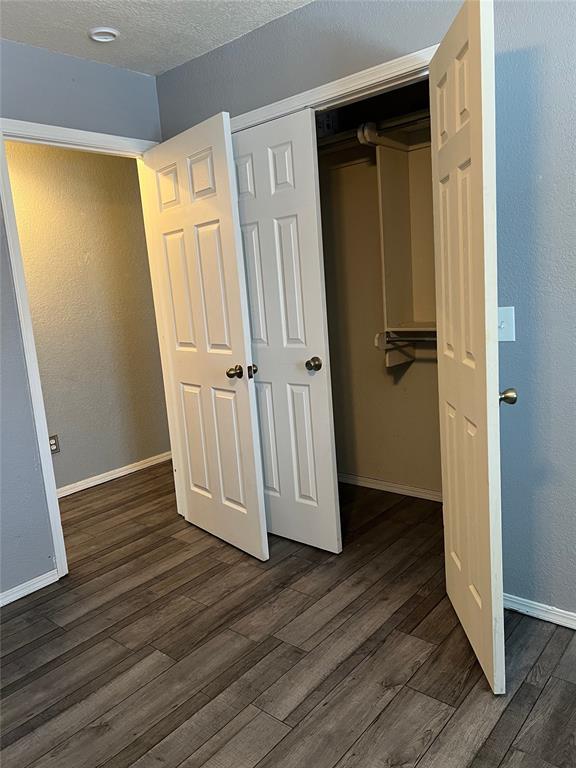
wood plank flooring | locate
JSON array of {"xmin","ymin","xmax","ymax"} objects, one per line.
[{"xmin": 1, "ymin": 461, "xmax": 573, "ymax": 768}]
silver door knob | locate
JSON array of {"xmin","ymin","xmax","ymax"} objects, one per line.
[
  {"xmin": 499, "ymin": 388, "xmax": 517, "ymax": 405},
  {"xmin": 305, "ymin": 356, "xmax": 322, "ymax": 372},
  {"xmin": 226, "ymin": 364, "xmax": 244, "ymax": 379}
]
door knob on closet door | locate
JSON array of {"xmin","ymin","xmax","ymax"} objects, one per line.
[
  {"xmin": 305, "ymin": 356, "xmax": 323, "ymax": 372},
  {"xmin": 499, "ymin": 387, "xmax": 517, "ymax": 405},
  {"xmin": 226, "ymin": 364, "xmax": 244, "ymax": 379}
]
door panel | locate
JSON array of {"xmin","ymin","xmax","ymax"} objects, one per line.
[
  {"xmin": 138, "ymin": 112, "xmax": 268, "ymax": 560},
  {"xmin": 181, "ymin": 384, "xmax": 210, "ymax": 496},
  {"xmin": 234, "ymin": 109, "xmax": 341, "ymax": 553},
  {"xmin": 430, "ymin": 0, "xmax": 504, "ymax": 692},
  {"xmin": 165, "ymin": 230, "xmax": 196, "ymax": 347},
  {"xmin": 242, "ymin": 224, "xmax": 268, "ymax": 344},
  {"xmin": 288, "ymin": 383, "xmax": 318, "ymax": 504},
  {"xmin": 255, "ymin": 382, "xmax": 281, "ymax": 495},
  {"xmin": 275, "ymin": 215, "xmax": 307, "ymax": 346}
]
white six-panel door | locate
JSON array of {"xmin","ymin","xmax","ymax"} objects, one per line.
[
  {"xmin": 138, "ymin": 112, "xmax": 268, "ymax": 560},
  {"xmin": 430, "ymin": 0, "xmax": 505, "ymax": 692},
  {"xmin": 233, "ymin": 109, "xmax": 342, "ymax": 552}
]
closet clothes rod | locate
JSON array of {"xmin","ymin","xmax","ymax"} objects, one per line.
[
  {"xmin": 319, "ymin": 112, "xmax": 431, "ymax": 151},
  {"xmin": 386, "ymin": 333, "xmax": 437, "ymax": 344}
]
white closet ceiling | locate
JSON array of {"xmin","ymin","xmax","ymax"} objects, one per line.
[{"xmin": 0, "ymin": 0, "xmax": 313, "ymax": 75}]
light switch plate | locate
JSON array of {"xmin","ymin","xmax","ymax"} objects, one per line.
[{"xmin": 498, "ymin": 306, "xmax": 516, "ymax": 342}]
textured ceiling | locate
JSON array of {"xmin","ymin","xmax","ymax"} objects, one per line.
[{"xmin": 0, "ymin": 0, "xmax": 313, "ymax": 75}]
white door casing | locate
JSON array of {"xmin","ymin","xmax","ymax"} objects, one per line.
[
  {"xmin": 138, "ymin": 112, "xmax": 269, "ymax": 560},
  {"xmin": 430, "ymin": 0, "xmax": 505, "ymax": 691},
  {"xmin": 233, "ymin": 109, "xmax": 342, "ymax": 552}
]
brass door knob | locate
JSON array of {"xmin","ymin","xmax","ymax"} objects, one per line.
[
  {"xmin": 305, "ymin": 356, "xmax": 323, "ymax": 372},
  {"xmin": 226, "ymin": 364, "xmax": 244, "ymax": 379},
  {"xmin": 499, "ymin": 388, "xmax": 517, "ymax": 405}
]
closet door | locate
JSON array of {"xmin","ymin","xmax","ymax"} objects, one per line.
[
  {"xmin": 138, "ymin": 112, "xmax": 268, "ymax": 560},
  {"xmin": 233, "ymin": 109, "xmax": 341, "ymax": 553},
  {"xmin": 430, "ymin": 0, "xmax": 505, "ymax": 692}
]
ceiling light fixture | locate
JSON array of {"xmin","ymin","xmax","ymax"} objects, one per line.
[{"xmin": 88, "ymin": 27, "xmax": 119, "ymax": 43}]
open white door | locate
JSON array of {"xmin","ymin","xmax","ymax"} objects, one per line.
[
  {"xmin": 430, "ymin": 0, "xmax": 505, "ymax": 691},
  {"xmin": 233, "ymin": 109, "xmax": 341, "ymax": 553},
  {"xmin": 138, "ymin": 113, "xmax": 268, "ymax": 560}
]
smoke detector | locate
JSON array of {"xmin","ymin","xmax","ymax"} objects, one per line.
[{"xmin": 88, "ymin": 27, "xmax": 119, "ymax": 43}]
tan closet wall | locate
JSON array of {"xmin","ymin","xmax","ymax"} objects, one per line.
[
  {"xmin": 408, "ymin": 147, "xmax": 436, "ymax": 322},
  {"xmin": 320, "ymin": 146, "xmax": 442, "ymax": 494}
]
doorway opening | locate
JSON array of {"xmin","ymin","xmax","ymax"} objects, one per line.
[{"xmin": 4, "ymin": 141, "xmax": 172, "ymax": 571}]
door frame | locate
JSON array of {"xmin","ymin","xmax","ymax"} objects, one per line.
[
  {"xmin": 1, "ymin": 44, "xmax": 436, "ymax": 595},
  {"xmin": 0, "ymin": 119, "xmax": 157, "ymax": 589},
  {"xmin": 229, "ymin": 46, "xmax": 437, "ymax": 132}
]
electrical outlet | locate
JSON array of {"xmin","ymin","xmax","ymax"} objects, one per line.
[{"xmin": 49, "ymin": 435, "xmax": 60, "ymax": 454}]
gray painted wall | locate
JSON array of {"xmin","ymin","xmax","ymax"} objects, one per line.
[
  {"xmin": 1, "ymin": 204, "xmax": 56, "ymax": 593},
  {"xmin": 0, "ymin": 39, "xmax": 161, "ymax": 141},
  {"xmin": 495, "ymin": 0, "xmax": 576, "ymax": 612},
  {"xmin": 156, "ymin": 0, "xmax": 576, "ymax": 612},
  {"xmin": 157, "ymin": 0, "xmax": 459, "ymax": 138}
]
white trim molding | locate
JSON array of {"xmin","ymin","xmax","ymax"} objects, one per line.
[
  {"xmin": 1, "ymin": 118, "xmax": 157, "ymax": 157},
  {"xmin": 338, "ymin": 473, "xmax": 442, "ymax": 503},
  {"xmin": 504, "ymin": 593, "xmax": 576, "ymax": 631},
  {"xmin": 0, "ymin": 569, "xmax": 59, "ymax": 607},
  {"xmin": 57, "ymin": 452, "xmax": 172, "ymax": 498},
  {"xmin": 230, "ymin": 45, "xmax": 437, "ymax": 133}
]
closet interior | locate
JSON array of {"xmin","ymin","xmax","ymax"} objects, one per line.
[{"xmin": 317, "ymin": 81, "xmax": 443, "ymax": 498}]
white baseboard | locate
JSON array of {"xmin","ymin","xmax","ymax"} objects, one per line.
[
  {"xmin": 0, "ymin": 569, "xmax": 59, "ymax": 607},
  {"xmin": 338, "ymin": 473, "xmax": 442, "ymax": 502},
  {"xmin": 57, "ymin": 451, "xmax": 172, "ymax": 498},
  {"xmin": 504, "ymin": 593, "xmax": 576, "ymax": 631}
]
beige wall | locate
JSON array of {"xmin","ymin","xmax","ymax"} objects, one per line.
[
  {"xmin": 6, "ymin": 142, "xmax": 170, "ymax": 489},
  {"xmin": 320, "ymin": 147, "xmax": 442, "ymax": 494},
  {"xmin": 409, "ymin": 147, "xmax": 436, "ymax": 323}
]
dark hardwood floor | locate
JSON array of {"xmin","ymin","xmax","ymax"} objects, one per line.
[{"xmin": 1, "ymin": 461, "xmax": 574, "ymax": 768}]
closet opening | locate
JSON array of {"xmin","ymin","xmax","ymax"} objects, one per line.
[{"xmin": 316, "ymin": 80, "xmax": 443, "ymax": 537}]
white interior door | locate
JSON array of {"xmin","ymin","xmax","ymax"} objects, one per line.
[
  {"xmin": 138, "ymin": 112, "xmax": 268, "ymax": 560},
  {"xmin": 233, "ymin": 109, "xmax": 341, "ymax": 553},
  {"xmin": 430, "ymin": 0, "xmax": 505, "ymax": 692}
]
